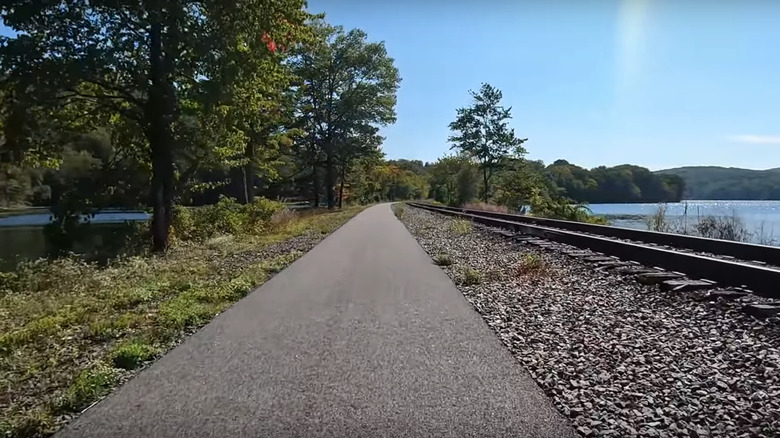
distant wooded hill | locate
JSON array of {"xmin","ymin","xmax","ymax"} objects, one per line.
[
  {"xmin": 655, "ymin": 166, "xmax": 780, "ymax": 200},
  {"xmin": 543, "ymin": 160, "xmax": 685, "ymax": 204}
]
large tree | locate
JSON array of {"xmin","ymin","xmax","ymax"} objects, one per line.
[
  {"xmin": 0, "ymin": 0, "xmax": 309, "ymax": 251},
  {"xmin": 292, "ymin": 20, "xmax": 400, "ymax": 209},
  {"xmin": 448, "ymin": 83, "xmax": 527, "ymax": 202}
]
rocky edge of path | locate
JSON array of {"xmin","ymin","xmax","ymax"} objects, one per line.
[{"xmin": 398, "ymin": 206, "xmax": 780, "ymax": 438}]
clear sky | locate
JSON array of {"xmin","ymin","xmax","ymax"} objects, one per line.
[
  {"xmin": 2, "ymin": 1, "xmax": 778, "ymax": 170},
  {"xmin": 307, "ymin": 0, "xmax": 780, "ymax": 170}
]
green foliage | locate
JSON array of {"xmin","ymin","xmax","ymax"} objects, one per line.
[
  {"xmin": 657, "ymin": 166, "xmax": 780, "ymax": 200},
  {"xmin": 493, "ymin": 159, "xmax": 550, "ymax": 211},
  {"xmin": 0, "ymin": 205, "xmax": 365, "ymax": 437},
  {"xmin": 171, "ymin": 197, "xmax": 285, "ymax": 241},
  {"xmin": 110, "ymin": 341, "xmax": 159, "ymax": 370},
  {"xmin": 393, "ymin": 203, "xmax": 406, "ymax": 219},
  {"xmin": 516, "ymin": 253, "xmax": 548, "ymax": 278},
  {"xmin": 0, "ymin": 0, "xmax": 313, "ymax": 251},
  {"xmin": 455, "ymin": 165, "xmax": 480, "ymax": 205},
  {"xmin": 449, "ymin": 219, "xmax": 473, "ymax": 235},
  {"xmin": 530, "ymin": 197, "xmax": 609, "ymax": 225},
  {"xmin": 433, "ymin": 253, "xmax": 454, "ymax": 266},
  {"xmin": 463, "ymin": 202, "xmax": 510, "ymax": 213},
  {"xmin": 428, "ymin": 155, "xmax": 478, "ymax": 206},
  {"xmin": 547, "ymin": 160, "xmax": 684, "ymax": 203},
  {"xmin": 291, "ymin": 19, "xmax": 401, "ymax": 208},
  {"xmin": 58, "ymin": 365, "xmax": 118, "ymax": 413},
  {"xmin": 458, "ymin": 267, "xmax": 483, "ymax": 285},
  {"xmin": 448, "ymin": 83, "xmax": 527, "ymax": 201}
]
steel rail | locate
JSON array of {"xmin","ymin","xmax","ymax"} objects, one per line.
[
  {"xmin": 407, "ymin": 202, "xmax": 780, "ymax": 266},
  {"xmin": 407, "ymin": 202, "xmax": 780, "ymax": 299}
]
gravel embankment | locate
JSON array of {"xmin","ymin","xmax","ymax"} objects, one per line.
[{"xmin": 399, "ymin": 206, "xmax": 780, "ymax": 438}]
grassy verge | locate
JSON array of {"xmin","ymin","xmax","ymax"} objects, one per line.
[{"xmin": 0, "ymin": 205, "xmax": 366, "ymax": 437}]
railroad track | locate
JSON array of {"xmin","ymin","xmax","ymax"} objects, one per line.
[{"xmin": 406, "ymin": 202, "xmax": 780, "ymax": 307}]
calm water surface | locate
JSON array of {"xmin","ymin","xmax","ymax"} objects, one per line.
[
  {"xmin": 0, "ymin": 204, "xmax": 310, "ymax": 270},
  {"xmin": 589, "ymin": 200, "xmax": 780, "ymax": 240},
  {"xmin": 0, "ymin": 210, "xmax": 150, "ymax": 271}
]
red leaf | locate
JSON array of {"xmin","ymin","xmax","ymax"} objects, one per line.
[{"xmin": 262, "ymin": 31, "xmax": 277, "ymax": 53}]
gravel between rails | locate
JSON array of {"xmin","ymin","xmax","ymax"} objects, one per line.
[{"xmin": 399, "ymin": 206, "xmax": 780, "ymax": 438}]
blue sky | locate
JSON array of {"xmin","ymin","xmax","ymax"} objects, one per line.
[
  {"xmin": 2, "ymin": 1, "xmax": 778, "ymax": 170},
  {"xmin": 308, "ymin": 0, "xmax": 780, "ymax": 170}
]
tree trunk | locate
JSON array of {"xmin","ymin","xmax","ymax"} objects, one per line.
[
  {"xmin": 311, "ymin": 164, "xmax": 320, "ymax": 207},
  {"xmin": 325, "ymin": 150, "xmax": 335, "ymax": 209},
  {"xmin": 338, "ymin": 167, "xmax": 346, "ymax": 208},
  {"xmin": 482, "ymin": 168, "xmax": 490, "ymax": 202},
  {"xmin": 147, "ymin": 18, "xmax": 174, "ymax": 252},
  {"xmin": 243, "ymin": 142, "xmax": 255, "ymax": 204}
]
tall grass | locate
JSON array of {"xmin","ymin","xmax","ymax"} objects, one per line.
[{"xmin": 645, "ymin": 203, "xmax": 777, "ymax": 245}]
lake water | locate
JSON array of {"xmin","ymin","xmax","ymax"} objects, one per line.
[
  {"xmin": 0, "ymin": 210, "xmax": 151, "ymax": 271},
  {"xmin": 588, "ymin": 200, "xmax": 780, "ymax": 243},
  {"xmin": 0, "ymin": 204, "xmax": 312, "ymax": 271}
]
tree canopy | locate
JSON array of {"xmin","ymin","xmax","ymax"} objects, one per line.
[
  {"xmin": 448, "ymin": 83, "xmax": 527, "ymax": 202},
  {"xmin": 0, "ymin": 4, "xmax": 412, "ymax": 252}
]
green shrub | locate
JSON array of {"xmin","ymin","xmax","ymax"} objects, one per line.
[
  {"xmin": 247, "ymin": 198, "xmax": 286, "ymax": 227},
  {"xmin": 433, "ymin": 253, "xmax": 454, "ymax": 266},
  {"xmin": 517, "ymin": 253, "xmax": 548, "ymax": 277},
  {"xmin": 172, "ymin": 197, "xmax": 286, "ymax": 241},
  {"xmin": 530, "ymin": 197, "xmax": 609, "ymax": 225},
  {"xmin": 459, "ymin": 267, "xmax": 482, "ymax": 285},
  {"xmin": 393, "ymin": 203, "xmax": 406, "ymax": 219},
  {"xmin": 449, "ymin": 219, "xmax": 472, "ymax": 235},
  {"xmin": 171, "ymin": 205, "xmax": 196, "ymax": 241},
  {"xmin": 110, "ymin": 341, "xmax": 159, "ymax": 370}
]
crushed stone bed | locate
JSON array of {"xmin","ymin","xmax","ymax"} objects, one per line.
[{"xmin": 398, "ymin": 206, "xmax": 780, "ymax": 438}]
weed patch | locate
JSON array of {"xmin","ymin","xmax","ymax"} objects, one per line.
[
  {"xmin": 393, "ymin": 203, "xmax": 406, "ymax": 219},
  {"xmin": 110, "ymin": 341, "xmax": 159, "ymax": 370},
  {"xmin": 57, "ymin": 365, "xmax": 118, "ymax": 414},
  {"xmin": 433, "ymin": 253, "xmax": 454, "ymax": 266},
  {"xmin": 458, "ymin": 266, "xmax": 483, "ymax": 285},
  {"xmin": 449, "ymin": 219, "xmax": 472, "ymax": 235},
  {"xmin": 516, "ymin": 253, "xmax": 549, "ymax": 278}
]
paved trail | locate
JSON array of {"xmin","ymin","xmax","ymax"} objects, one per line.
[{"xmin": 58, "ymin": 204, "xmax": 576, "ymax": 438}]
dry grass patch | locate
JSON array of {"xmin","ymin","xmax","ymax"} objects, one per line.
[{"xmin": 463, "ymin": 202, "xmax": 510, "ymax": 213}]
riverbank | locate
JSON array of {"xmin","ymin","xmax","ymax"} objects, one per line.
[{"xmin": 0, "ymin": 205, "xmax": 366, "ymax": 437}]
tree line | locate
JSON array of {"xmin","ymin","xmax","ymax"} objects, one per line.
[
  {"xmin": 0, "ymin": 0, "xmax": 682, "ymax": 254},
  {"xmin": 656, "ymin": 166, "xmax": 780, "ymax": 200},
  {"xmin": 0, "ymin": 1, "xmax": 408, "ymax": 251}
]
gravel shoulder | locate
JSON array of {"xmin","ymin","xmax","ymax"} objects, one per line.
[{"xmin": 399, "ymin": 205, "xmax": 780, "ymax": 438}]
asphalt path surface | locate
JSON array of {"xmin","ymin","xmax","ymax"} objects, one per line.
[{"xmin": 57, "ymin": 204, "xmax": 576, "ymax": 438}]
